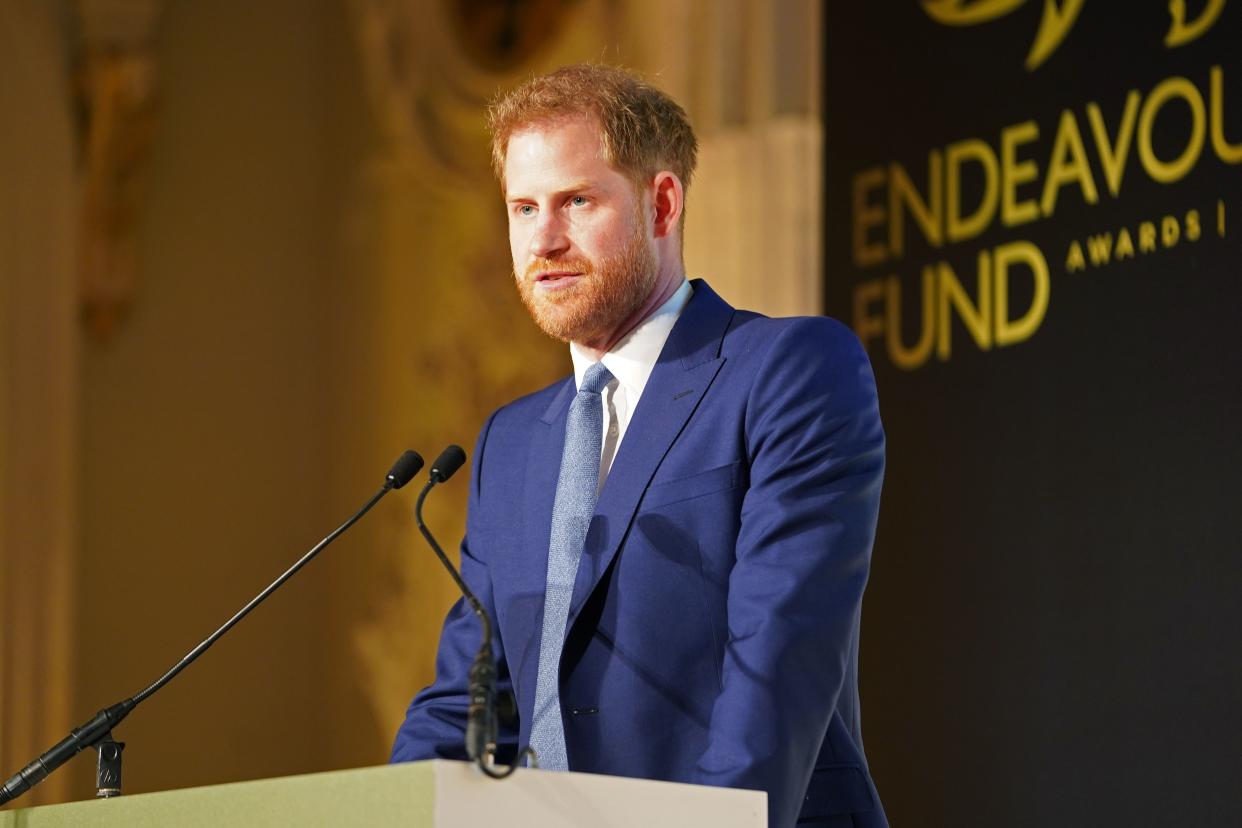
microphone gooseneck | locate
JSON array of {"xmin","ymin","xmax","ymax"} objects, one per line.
[
  {"xmin": 414, "ymin": 445, "xmax": 531, "ymax": 779},
  {"xmin": 0, "ymin": 450, "xmax": 424, "ymax": 807}
]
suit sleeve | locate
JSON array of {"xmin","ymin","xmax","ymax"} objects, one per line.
[
  {"xmin": 389, "ymin": 411, "xmax": 519, "ymax": 764},
  {"xmin": 691, "ymin": 318, "xmax": 885, "ymax": 828}
]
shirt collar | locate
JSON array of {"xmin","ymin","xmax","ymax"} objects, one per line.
[{"xmin": 570, "ymin": 279, "xmax": 693, "ymax": 395}]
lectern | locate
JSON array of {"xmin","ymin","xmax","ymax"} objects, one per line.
[{"xmin": 0, "ymin": 760, "xmax": 767, "ymax": 827}]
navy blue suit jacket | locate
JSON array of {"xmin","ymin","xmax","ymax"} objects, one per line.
[{"xmin": 391, "ymin": 281, "xmax": 887, "ymax": 828}]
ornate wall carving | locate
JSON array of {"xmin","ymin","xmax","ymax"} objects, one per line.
[
  {"xmin": 340, "ymin": 0, "xmax": 622, "ymax": 752},
  {"xmin": 76, "ymin": 0, "xmax": 162, "ymax": 341}
]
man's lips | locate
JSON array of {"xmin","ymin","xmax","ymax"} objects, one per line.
[{"xmin": 532, "ymin": 271, "xmax": 585, "ymax": 289}]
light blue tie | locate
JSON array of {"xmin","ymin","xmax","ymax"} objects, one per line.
[{"xmin": 529, "ymin": 361, "xmax": 613, "ymax": 770}]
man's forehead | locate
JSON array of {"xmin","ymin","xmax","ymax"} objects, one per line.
[
  {"xmin": 506, "ymin": 114, "xmax": 605, "ymax": 163},
  {"xmin": 503, "ymin": 115, "xmax": 619, "ymax": 195}
]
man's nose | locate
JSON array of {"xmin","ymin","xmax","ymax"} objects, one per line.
[{"xmin": 529, "ymin": 213, "xmax": 569, "ymax": 259}]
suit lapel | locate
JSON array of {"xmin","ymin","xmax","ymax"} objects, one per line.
[{"xmin": 567, "ymin": 280, "xmax": 735, "ymax": 626}]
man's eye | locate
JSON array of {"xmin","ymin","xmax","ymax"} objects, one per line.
[
  {"xmin": 516, "ymin": 204, "xmax": 536, "ymax": 217},
  {"xmin": 570, "ymin": 196, "xmax": 589, "ymax": 207}
]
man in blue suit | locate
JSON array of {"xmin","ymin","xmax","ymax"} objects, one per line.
[{"xmin": 391, "ymin": 64, "xmax": 887, "ymax": 828}]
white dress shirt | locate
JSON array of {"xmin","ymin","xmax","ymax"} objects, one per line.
[{"xmin": 569, "ymin": 279, "xmax": 694, "ymax": 489}]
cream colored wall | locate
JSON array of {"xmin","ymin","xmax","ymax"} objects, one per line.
[
  {"xmin": 625, "ymin": 0, "xmax": 824, "ymax": 318},
  {"xmin": 72, "ymin": 0, "xmax": 353, "ymax": 797},
  {"xmin": 0, "ymin": 0, "xmax": 78, "ymax": 807}
]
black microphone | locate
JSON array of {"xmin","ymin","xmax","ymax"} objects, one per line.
[
  {"xmin": 388, "ymin": 450, "xmax": 425, "ymax": 489},
  {"xmin": 0, "ymin": 450, "xmax": 424, "ymax": 807},
  {"xmin": 430, "ymin": 444, "xmax": 466, "ymax": 483},
  {"xmin": 413, "ymin": 445, "xmax": 530, "ymax": 778}
]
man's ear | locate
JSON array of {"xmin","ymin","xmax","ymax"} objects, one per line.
[{"xmin": 650, "ymin": 171, "xmax": 684, "ymax": 239}]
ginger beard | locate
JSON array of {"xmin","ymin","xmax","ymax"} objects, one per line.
[{"xmin": 513, "ymin": 214, "xmax": 656, "ymax": 346}]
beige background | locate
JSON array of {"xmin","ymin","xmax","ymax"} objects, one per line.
[{"xmin": 0, "ymin": 0, "xmax": 822, "ymax": 806}]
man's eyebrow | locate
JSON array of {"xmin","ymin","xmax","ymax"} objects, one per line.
[{"xmin": 505, "ymin": 180, "xmax": 598, "ymax": 202}]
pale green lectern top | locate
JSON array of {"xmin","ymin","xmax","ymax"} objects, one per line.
[{"xmin": 0, "ymin": 759, "xmax": 767, "ymax": 827}]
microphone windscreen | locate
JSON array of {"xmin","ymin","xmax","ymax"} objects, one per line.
[
  {"xmin": 386, "ymin": 450, "xmax": 425, "ymax": 489},
  {"xmin": 431, "ymin": 445, "xmax": 467, "ymax": 483}
]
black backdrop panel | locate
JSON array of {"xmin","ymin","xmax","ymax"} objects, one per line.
[{"xmin": 824, "ymin": 3, "xmax": 1242, "ymax": 825}]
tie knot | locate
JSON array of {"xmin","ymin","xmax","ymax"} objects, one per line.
[{"xmin": 579, "ymin": 362, "xmax": 613, "ymax": 395}]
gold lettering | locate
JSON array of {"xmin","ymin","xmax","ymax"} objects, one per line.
[
  {"xmin": 1139, "ymin": 221, "xmax": 1157, "ymax": 252},
  {"xmin": 1041, "ymin": 109, "xmax": 1100, "ymax": 216},
  {"xmin": 1161, "ymin": 215, "xmax": 1180, "ymax": 247},
  {"xmin": 885, "ymin": 271, "xmax": 936, "ymax": 370},
  {"xmin": 1115, "ymin": 228, "xmax": 1135, "ymax": 259},
  {"xmin": 1219, "ymin": 199, "xmax": 1226, "ymax": 237},
  {"xmin": 1066, "ymin": 240, "xmax": 1086, "ymax": 272},
  {"xmin": 1086, "ymin": 92, "xmax": 1141, "ymax": 197},
  {"xmin": 921, "ymin": 0, "xmax": 1025, "ymax": 26},
  {"xmin": 922, "ymin": 0, "xmax": 1084, "ymax": 72},
  {"xmin": 1210, "ymin": 66, "xmax": 1242, "ymax": 164},
  {"xmin": 993, "ymin": 240, "xmax": 1049, "ymax": 347},
  {"xmin": 946, "ymin": 139, "xmax": 1000, "ymax": 243},
  {"xmin": 1001, "ymin": 120, "xmax": 1041, "ymax": 226},
  {"xmin": 853, "ymin": 277, "xmax": 886, "ymax": 350},
  {"xmin": 852, "ymin": 168, "xmax": 888, "ymax": 267},
  {"xmin": 1164, "ymin": 0, "xmax": 1226, "ymax": 47},
  {"xmin": 889, "ymin": 152, "xmax": 944, "ymax": 259},
  {"xmin": 1137, "ymin": 76, "xmax": 1206, "ymax": 184},
  {"xmin": 1186, "ymin": 209, "xmax": 1201, "ymax": 242},
  {"xmin": 1086, "ymin": 232, "xmax": 1112, "ymax": 266},
  {"xmin": 937, "ymin": 257, "xmax": 992, "ymax": 360},
  {"xmin": 1026, "ymin": 0, "xmax": 1085, "ymax": 70}
]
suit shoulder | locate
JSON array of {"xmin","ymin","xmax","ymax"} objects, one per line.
[
  {"xmin": 468, "ymin": 374, "xmax": 569, "ymax": 496},
  {"xmin": 484, "ymin": 374, "xmax": 570, "ymax": 430},
  {"xmin": 729, "ymin": 313, "xmax": 883, "ymax": 448},
  {"xmin": 725, "ymin": 311, "xmax": 867, "ymax": 364}
]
